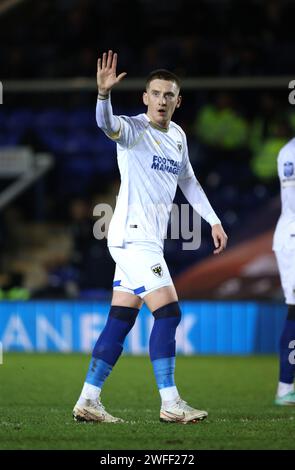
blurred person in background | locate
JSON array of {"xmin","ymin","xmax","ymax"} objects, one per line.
[
  {"xmin": 250, "ymin": 94, "xmax": 290, "ymax": 181},
  {"xmin": 0, "ymin": 271, "xmax": 29, "ymax": 300},
  {"xmin": 273, "ymin": 137, "xmax": 295, "ymax": 405},
  {"xmin": 73, "ymin": 50, "xmax": 227, "ymax": 424},
  {"xmin": 193, "ymin": 92, "xmax": 248, "ymax": 154}
]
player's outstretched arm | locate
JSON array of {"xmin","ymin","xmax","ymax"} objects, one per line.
[
  {"xmin": 97, "ymin": 50, "xmax": 127, "ymax": 95},
  {"xmin": 96, "ymin": 50, "xmax": 127, "ymax": 139},
  {"xmin": 212, "ymin": 224, "xmax": 228, "ymax": 255}
]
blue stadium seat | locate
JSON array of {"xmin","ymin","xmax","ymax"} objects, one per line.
[
  {"xmin": 0, "ymin": 111, "xmax": 6, "ymax": 128},
  {"xmin": 0, "ymin": 131, "xmax": 23, "ymax": 146},
  {"xmin": 7, "ymin": 109, "xmax": 34, "ymax": 130},
  {"xmin": 239, "ymin": 192, "xmax": 260, "ymax": 210},
  {"xmin": 39, "ymin": 130, "xmax": 66, "ymax": 153},
  {"xmin": 33, "ymin": 109, "xmax": 66, "ymax": 129},
  {"xmin": 222, "ymin": 210, "xmax": 239, "ymax": 229},
  {"xmin": 93, "ymin": 153, "xmax": 117, "ymax": 173},
  {"xmin": 58, "ymin": 158, "xmax": 95, "ymax": 195},
  {"xmin": 219, "ymin": 185, "xmax": 239, "ymax": 204},
  {"xmin": 67, "ymin": 109, "xmax": 96, "ymax": 129},
  {"xmin": 63, "ymin": 131, "xmax": 96, "ymax": 154},
  {"xmin": 63, "ymin": 157, "xmax": 94, "ymax": 172},
  {"xmin": 80, "ymin": 289, "xmax": 111, "ymax": 300}
]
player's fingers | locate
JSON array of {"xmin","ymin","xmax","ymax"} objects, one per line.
[
  {"xmin": 106, "ymin": 50, "xmax": 113, "ymax": 68},
  {"xmin": 213, "ymin": 234, "xmax": 227, "ymax": 254},
  {"xmin": 221, "ymin": 235, "xmax": 227, "ymax": 248},
  {"xmin": 112, "ymin": 52, "xmax": 117, "ymax": 71},
  {"xmin": 102, "ymin": 52, "xmax": 107, "ymax": 69},
  {"xmin": 221, "ymin": 232, "xmax": 228, "ymax": 249},
  {"xmin": 212, "ymin": 235, "xmax": 220, "ymax": 254},
  {"xmin": 116, "ymin": 72, "xmax": 127, "ymax": 83},
  {"xmin": 97, "ymin": 58, "xmax": 101, "ymax": 71},
  {"xmin": 213, "ymin": 241, "xmax": 223, "ymax": 254},
  {"xmin": 213, "ymin": 233, "xmax": 220, "ymax": 249},
  {"xmin": 223, "ymin": 234, "xmax": 228, "ymax": 248}
]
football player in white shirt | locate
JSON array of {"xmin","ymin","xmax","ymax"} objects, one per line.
[
  {"xmin": 73, "ymin": 50, "xmax": 228, "ymax": 423},
  {"xmin": 273, "ymin": 138, "xmax": 295, "ymax": 405}
]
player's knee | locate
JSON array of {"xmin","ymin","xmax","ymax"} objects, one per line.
[
  {"xmin": 109, "ymin": 305, "xmax": 139, "ymax": 325},
  {"xmin": 152, "ymin": 301, "xmax": 181, "ymax": 326}
]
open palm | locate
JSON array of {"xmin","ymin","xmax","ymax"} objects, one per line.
[{"xmin": 97, "ymin": 50, "xmax": 127, "ymax": 94}]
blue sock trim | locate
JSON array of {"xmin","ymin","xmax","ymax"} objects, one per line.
[
  {"xmin": 110, "ymin": 305, "xmax": 139, "ymax": 321},
  {"xmin": 152, "ymin": 301, "xmax": 181, "ymax": 319},
  {"xmin": 152, "ymin": 357, "xmax": 176, "ymax": 389},
  {"xmin": 85, "ymin": 357, "xmax": 113, "ymax": 389}
]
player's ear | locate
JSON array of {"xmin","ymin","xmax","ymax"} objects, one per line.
[
  {"xmin": 176, "ymin": 95, "xmax": 182, "ymax": 109},
  {"xmin": 143, "ymin": 91, "xmax": 148, "ymax": 106}
]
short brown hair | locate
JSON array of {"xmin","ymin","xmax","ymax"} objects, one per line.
[{"xmin": 145, "ymin": 69, "xmax": 181, "ymax": 91}]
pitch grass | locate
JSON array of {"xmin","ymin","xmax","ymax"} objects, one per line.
[{"xmin": 0, "ymin": 353, "xmax": 294, "ymax": 450}]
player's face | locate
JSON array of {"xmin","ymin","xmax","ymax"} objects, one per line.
[{"xmin": 143, "ymin": 79, "xmax": 181, "ymax": 128}]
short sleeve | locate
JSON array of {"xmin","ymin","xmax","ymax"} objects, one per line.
[{"xmin": 112, "ymin": 116, "xmax": 145, "ymax": 149}]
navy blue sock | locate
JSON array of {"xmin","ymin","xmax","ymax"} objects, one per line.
[
  {"xmin": 85, "ymin": 305, "xmax": 139, "ymax": 388},
  {"xmin": 149, "ymin": 302, "xmax": 181, "ymax": 391},
  {"xmin": 279, "ymin": 305, "xmax": 295, "ymax": 384}
]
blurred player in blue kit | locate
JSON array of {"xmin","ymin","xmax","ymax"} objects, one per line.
[
  {"xmin": 73, "ymin": 50, "xmax": 228, "ymax": 423},
  {"xmin": 273, "ymin": 138, "xmax": 295, "ymax": 405}
]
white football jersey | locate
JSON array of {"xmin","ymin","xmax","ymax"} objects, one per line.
[
  {"xmin": 273, "ymin": 137, "xmax": 295, "ymax": 251},
  {"xmin": 103, "ymin": 112, "xmax": 219, "ymax": 247}
]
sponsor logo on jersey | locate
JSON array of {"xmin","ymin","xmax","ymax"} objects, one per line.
[
  {"xmin": 151, "ymin": 155, "xmax": 181, "ymax": 175},
  {"xmin": 284, "ymin": 161, "xmax": 294, "ymax": 177},
  {"xmin": 151, "ymin": 263, "xmax": 163, "ymax": 277}
]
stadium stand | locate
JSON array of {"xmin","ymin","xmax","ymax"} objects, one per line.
[
  {"xmin": 0, "ymin": 0, "xmax": 294, "ymax": 299},
  {"xmin": 1, "ymin": 0, "xmax": 295, "ymax": 79}
]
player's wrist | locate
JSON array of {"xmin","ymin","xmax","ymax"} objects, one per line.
[{"xmin": 97, "ymin": 88, "xmax": 110, "ymax": 100}]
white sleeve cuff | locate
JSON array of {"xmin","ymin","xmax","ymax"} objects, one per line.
[
  {"xmin": 96, "ymin": 97, "xmax": 121, "ymax": 138},
  {"xmin": 206, "ymin": 213, "xmax": 221, "ymax": 227}
]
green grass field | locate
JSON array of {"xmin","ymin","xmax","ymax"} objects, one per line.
[{"xmin": 0, "ymin": 353, "xmax": 294, "ymax": 450}]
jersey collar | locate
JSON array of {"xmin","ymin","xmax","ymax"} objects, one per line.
[{"xmin": 144, "ymin": 113, "xmax": 169, "ymax": 133}]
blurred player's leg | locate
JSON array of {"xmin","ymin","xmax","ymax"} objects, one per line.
[
  {"xmin": 274, "ymin": 250, "xmax": 295, "ymax": 405},
  {"xmin": 275, "ymin": 304, "xmax": 295, "ymax": 405}
]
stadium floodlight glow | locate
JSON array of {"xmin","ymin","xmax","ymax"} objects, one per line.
[{"xmin": 0, "ymin": 81, "xmax": 2, "ymax": 104}]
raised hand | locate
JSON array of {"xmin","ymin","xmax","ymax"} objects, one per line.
[{"xmin": 97, "ymin": 50, "xmax": 127, "ymax": 95}]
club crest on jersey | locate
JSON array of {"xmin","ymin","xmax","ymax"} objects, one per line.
[
  {"xmin": 177, "ymin": 141, "xmax": 182, "ymax": 152},
  {"xmin": 284, "ymin": 161, "xmax": 294, "ymax": 177},
  {"xmin": 151, "ymin": 264, "xmax": 163, "ymax": 278}
]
